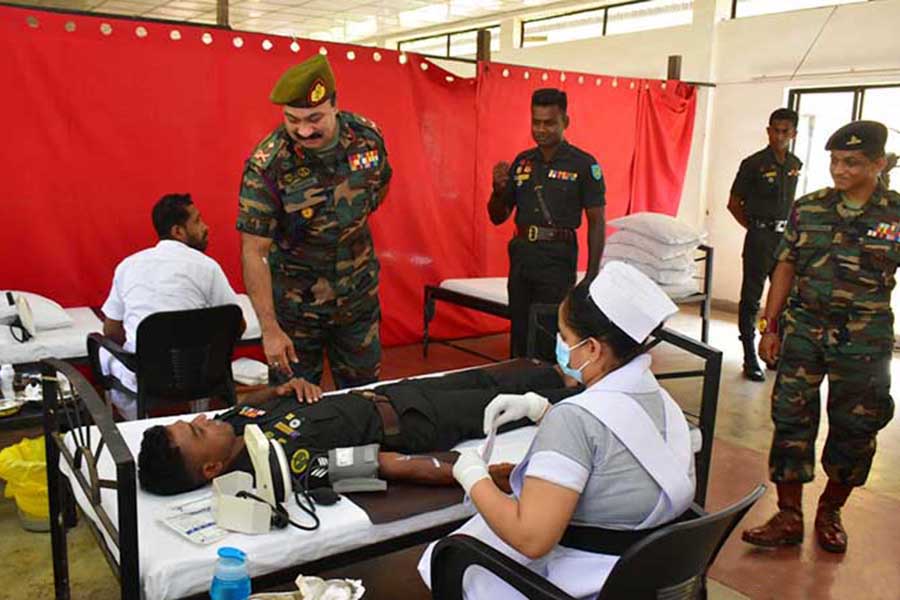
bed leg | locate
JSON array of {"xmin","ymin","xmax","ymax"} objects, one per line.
[
  {"xmin": 423, "ymin": 288, "xmax": 436, "ymax": 358},
  {"xmin": 46, "ymin": 435, "xmax": 71, "ymax": 600}
]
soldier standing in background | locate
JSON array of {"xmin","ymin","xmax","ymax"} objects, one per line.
[{"xmin": 727, "ymin": 108, "xmax": 802, "ymax": 381}]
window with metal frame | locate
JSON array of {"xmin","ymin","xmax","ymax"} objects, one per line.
[
  {"xmin": 788, "ymin": 83, "xmax": 900, "ymax": 336},
  {"xmin": 398, "ymin": 25, "xmax": 500, "ymax": 58},
  {"xmin": 731, "ymin": 0, "xmax": 866, "ymax": 19},
  {"xmin": 788, "ymin": 84, "xmax": 900, "ymax": 196},
  {"xmin": 521, "ymin": 0, "xmax": 693, "ymax": 48}
]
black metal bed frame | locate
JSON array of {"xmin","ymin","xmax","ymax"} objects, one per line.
[
  {"xmin": 40, "ymin": 359, "xmax": 471, "ymax": 599},
  {"xmin": 423, "ymin": 244, "xmax": 714, "ymax": 361}
]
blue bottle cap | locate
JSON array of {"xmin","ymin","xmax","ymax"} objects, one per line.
[{"xmin": 217, "ymin": 547, "xmax": 246, "ymax": 562}]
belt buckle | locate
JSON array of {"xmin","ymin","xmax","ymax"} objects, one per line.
[{"xmin": 527, "ymin": 225, "xmax": 539, "ymax": 242}]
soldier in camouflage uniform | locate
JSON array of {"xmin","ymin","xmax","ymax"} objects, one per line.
[
  {"xmin": 743, "ymin": 121, "xmax": 896, "ymax": 554},
  {"xmin": 238, "ymin": 55, "xmax": 392, "ymax": 389}
]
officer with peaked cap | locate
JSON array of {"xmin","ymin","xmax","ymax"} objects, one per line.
[
  {"xmin": 238, "ymin": 54, "xmax": 392, "ymax": 391},
  {"xmin": 419, "ymin": 261, "xmax": 695, "ymax": 598},
  {"xmin": 744, "ymin": 121, "xmax": 897, "ymax": 554}
]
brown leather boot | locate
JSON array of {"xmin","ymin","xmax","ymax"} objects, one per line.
[
  {"xmin": 815, "ymin": 480, "xmax": 852, "ymax": 553},
  {"xmin": 742, "ymin": 482, "xmax": 804, "ymax": 547}
]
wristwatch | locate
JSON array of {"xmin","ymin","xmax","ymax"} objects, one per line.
[{"xmin": 757, "ymin": 316, "xmax": 778, "ymax": 335}]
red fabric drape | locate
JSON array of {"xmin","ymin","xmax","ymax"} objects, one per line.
[
  {"xmin": 0, "ymin": 7, "xmax": 481, "ymax": 346},
  {"xmin": 629, "ymin": 81, "xmax": 697, "ymax": 215},
  {"xmin": 0, "ymin": 7, "xmax": 696, "ymax": 348}
]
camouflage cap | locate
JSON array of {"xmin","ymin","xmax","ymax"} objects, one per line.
[
  {"xmin": 270, "ymin": 55, "xmax": 336, "ymax": 108},
  {"xmin": 826, "ymin": 120, "xmax": 887, "ymax": 154}
]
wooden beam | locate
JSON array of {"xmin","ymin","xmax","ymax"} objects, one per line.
[
  {"xmin": 476, "ymin": 28, "xmax": 491, "ymax": 62},
  {"xmin": 667, "ymin": 55, "xmax": 682, "ymax": 80},
  {"xmin": 216, "ymin": 0, "xmax": 229, "ymax": 28}
]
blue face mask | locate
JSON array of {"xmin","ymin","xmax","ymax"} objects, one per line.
[{"xmin": 555, "ymin": 333, "xmax": 592, "ymax": 383}]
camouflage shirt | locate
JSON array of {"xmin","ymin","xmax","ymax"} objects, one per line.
[
  {"xmin": 237, "ymin": 112, "xmax": 392, "ymax": 302},
  {"xmin": 777, "ymin": 185, "xmax": 900, "ymax": 336}
]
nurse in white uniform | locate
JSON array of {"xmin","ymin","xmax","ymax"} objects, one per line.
[{"xmin": 419, "ymin": 261, "xmax": 696, "ymax": 599}]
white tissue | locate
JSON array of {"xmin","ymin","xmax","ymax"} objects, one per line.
[{"xmin": 295, "ymin": 575, "xmax": 364, "ymax": 600}]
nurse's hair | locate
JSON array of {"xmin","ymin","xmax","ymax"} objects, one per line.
[{"xmin": 562, "ymin": 280, "xmax": 644, "ymax": 362}]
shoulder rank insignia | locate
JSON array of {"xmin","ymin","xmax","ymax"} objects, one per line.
[
  {"xmin": 349, "ymin": 150, "xmax": 380, "ymax": 171},
  {"xmin": 867, "ymin": 222, "xmax": 900, "ymax": 242}
]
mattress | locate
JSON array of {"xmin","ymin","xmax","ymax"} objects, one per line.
[
  {"xmin": 61, "ymin": 409, "xmax": 535, "ymax": 600},
  {"xmin": 439, "ymin": 271, "xmax": 699, "ymax": 306},
  {"xmin": 0, "ymin": 307, "xmax": 102, "ymax": 364}
]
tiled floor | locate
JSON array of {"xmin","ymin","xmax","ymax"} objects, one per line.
[{"xmin": 1, "ymin": 308, "xmax": 898, "ymax": 599}]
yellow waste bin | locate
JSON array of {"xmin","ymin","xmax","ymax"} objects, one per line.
[{"xmin": 0, "ymin": 437, "xmax": 50, "ymax": 532}]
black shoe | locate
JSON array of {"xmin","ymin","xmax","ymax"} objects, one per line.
[{"xmin": 743, "ymin": 359, "xmax": 765, "ymax": 382}]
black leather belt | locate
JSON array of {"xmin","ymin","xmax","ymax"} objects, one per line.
[
  {"xmin": 516, "ymin": 225, "xmax": 576, "ymax": 242},
  {"xmin": 350, "ymin": 390, "xmax": 401, "ymax": 437},
  {"xmin": 749, "ymin": 218, "xmax": 787, "ymax": 233}
]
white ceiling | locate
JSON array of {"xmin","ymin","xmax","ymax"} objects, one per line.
[{"xmin": 7, "ymin": 0, "xmax": 564, "ymax": 44}]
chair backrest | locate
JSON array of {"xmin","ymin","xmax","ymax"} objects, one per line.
[
  {"xmin": 595, "ymin": 484, "xmax": 766, "ymax": 600},
  {"xmin": 134, "ymin": 304, "xmax": 243, "ymax": 417}
]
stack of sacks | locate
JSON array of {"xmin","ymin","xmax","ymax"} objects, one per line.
[{"xmin": 603, "ymin": 213, "xmax": 705, "ymax": 300}]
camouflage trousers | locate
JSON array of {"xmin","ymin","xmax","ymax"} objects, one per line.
[
  {"xmin": 769, "ymin": 324, "xmax": 895, "ymax": 486},
  {"xmin": 273, "ymin": 274, "xmax": 381, "ymax": 390}
]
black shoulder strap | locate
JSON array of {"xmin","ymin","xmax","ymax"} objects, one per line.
[{"xmin": 532, "ymin": 164, "xmax": 555, "ymax": 226}]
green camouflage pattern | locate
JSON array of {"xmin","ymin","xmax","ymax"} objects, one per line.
[
  {"xmin": 769, "ymin": 185, "xmax": 899, "ymax": 486},
  {"xmin": 238, "ymin": 111, "xmax": 391, "ymax": 387}
]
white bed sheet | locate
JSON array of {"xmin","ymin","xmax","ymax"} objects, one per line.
[
  {"xmin": 0, "ymin": 307, "xmax": 101, "ymax": 364},
  {"xmin": 62, "ymin": 390, "xmax": 535, "ymax": 600},
  {"xmin": 439, "ymin": 270, "xmax": 701, "ymax": 306}
]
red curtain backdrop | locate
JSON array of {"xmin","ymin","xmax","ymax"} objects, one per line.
[
  {"xmin": 629, "ymin": 81, "xmax": 697, "ymax": 215},
  {"xmin": 0, "ymin": 6, "xmax": 696, "ymax": 347}
]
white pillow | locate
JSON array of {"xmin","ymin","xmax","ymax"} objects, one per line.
[
  {"xmin": 602, "ymin": 258, "xmax": 695, "ymax": 286},
  {"xmin": 1, "ymin": 291, "xmax": 73, "ymax": 331},
  {"xmin": 610, "ymin": 212, "xmax": 704, "ymax": 245},
  {"xmin": 604, "ymin": 239, "xmax": 695, "ymax": 271},
  {"xmin": 235, "ymin": 294, "xmax": 261, "ymax": 341},
  {"xmin": 607, "ymin": 230, "xmax": 698, "ymax": 260}
]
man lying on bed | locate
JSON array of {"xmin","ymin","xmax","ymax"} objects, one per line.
[{"xmin": 139, "ymin": 361, "xmax": 581, "ymax": 495}]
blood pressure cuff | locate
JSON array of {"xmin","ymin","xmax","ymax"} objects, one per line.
[{"xmin": 328, "ymin": 443, "xmax": 386, "ymax": 493}]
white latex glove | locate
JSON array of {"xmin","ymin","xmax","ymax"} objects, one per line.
[
  {"xmin": 453, "ymin": 449, "xmax": 490, "ymax": 495},
  {"xmin": 482, "ymin": 392, "xmax": 550, "ymax": 435}
]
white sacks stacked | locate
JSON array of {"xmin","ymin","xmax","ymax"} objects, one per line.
[{"xmin": 602, "ymin": 212, "xmax": 705, "ymax": 300}]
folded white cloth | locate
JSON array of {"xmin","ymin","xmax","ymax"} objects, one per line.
[{"xmin": 232, "ymin": 357, "xmax": 268, "ymax": 386}]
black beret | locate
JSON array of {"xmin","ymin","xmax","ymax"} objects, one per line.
[{"xmin": 825, "ymin": 120, "xmax": 887, "ymax": 154}]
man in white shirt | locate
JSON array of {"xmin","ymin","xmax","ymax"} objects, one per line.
[{"xmin": 100, "ymin": 194, "xmax": 245, "ymax": 419}]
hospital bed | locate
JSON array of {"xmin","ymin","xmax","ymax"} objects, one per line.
[
  {"xmin": 423, "ymin": 244, "xmax": 713, "ymax": 360},
  {"xmin": 0, "ymin": 294, "xmax": 262, "ymax": 367},
  {"xmin": 0, "ymin": 295, "xmax": 263, "ymax": 430},
  {"xmin": 42, "ymin": 328, "xmax": 721, "ymax": 600}
]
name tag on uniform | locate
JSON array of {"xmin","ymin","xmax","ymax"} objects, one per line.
[
  {"xmin": 349, "ymin": 150, "xmax": 380, "ymax": 171},
  {"xmin": 868, "ymin": 222, "xmax": 900, "ymax": 242},
  {"xmin": 548, "ymin": 169, "xmax": 578, "ymax": 181}
]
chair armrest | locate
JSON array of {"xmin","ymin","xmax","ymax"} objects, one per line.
[
  {"xmin": 87, "ymin": 332, "xmax": 138, "ymax": 373},
  {"xmin": 431, "ymin": 534, "xmax": 575, "ymax": 600}
]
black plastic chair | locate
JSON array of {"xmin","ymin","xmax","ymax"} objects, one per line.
[
  {"xmin": 87, "ymin": 305, "xmax": 243, "ymax": 419},
  {"xmin": 431, "ymin": 484, "xmax": 765, "ymax": 600}
]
